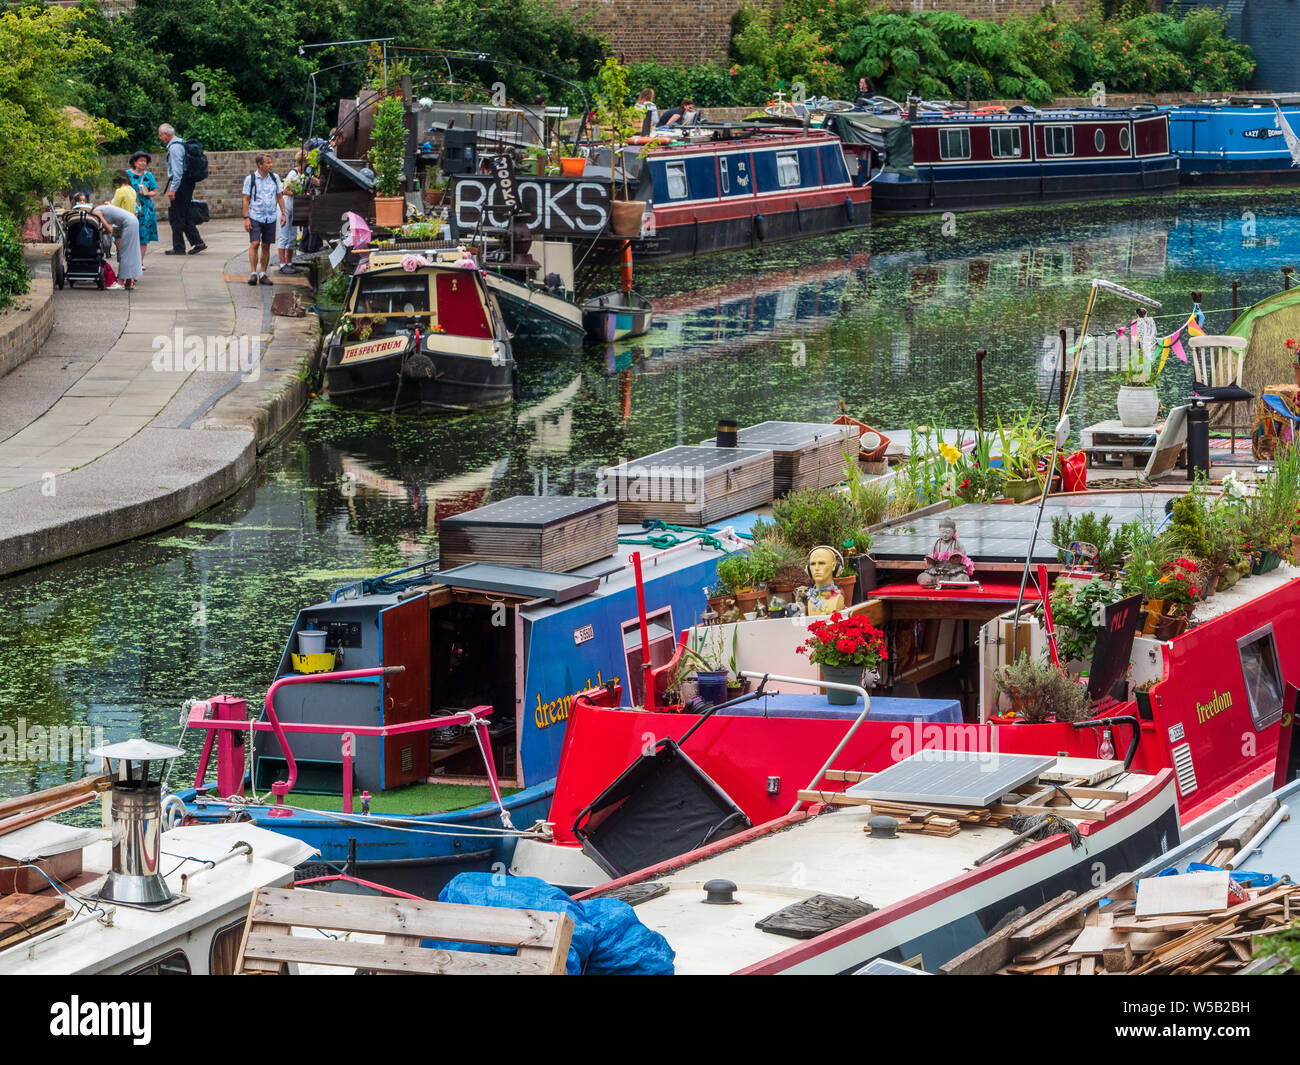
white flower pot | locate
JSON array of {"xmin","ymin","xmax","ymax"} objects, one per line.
[{"xmin": 1117, "ymin": 385, "xmax": 1159, "ymax": 428}]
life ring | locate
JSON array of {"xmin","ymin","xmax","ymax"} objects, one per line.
[
  {"xmin": 628, "ymin": 135, "xmax": 655, "ymax": 145},
  {"xmin": 973, "ymin": 106, "xmax": 1007, "ymax": 114}
]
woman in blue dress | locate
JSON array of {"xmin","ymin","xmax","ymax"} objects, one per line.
[{"xmin": 127, "ymin": 151, "xmax": 159, "ymax": 265}]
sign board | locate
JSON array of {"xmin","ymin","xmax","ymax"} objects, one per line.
[
  {"xmin": 1087, "ymin": 593, "xmax": 1144, "ymax": 702},
  {"xmin": 340, "ymin": 336, "xmax": 409, "ymax": 365},
  {"xmin": 452, "ymin": 176, "xmax": 610, "ymax": 237}
]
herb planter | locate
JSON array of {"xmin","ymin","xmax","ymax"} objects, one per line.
[
  {"xmin": 1003, "ymin": 476, "xmax": 1040, "ymax": 503},
  {"xmin": 1117, "ymin": 385, "xmax": 1159, "ymax": 428},
  {"xmin": 821, "ymin": 664, "xmax": 865, "ymax": 705},
  {"xmin": 733, "ymin": 588, "xmax": 766, "ymax": 618}
]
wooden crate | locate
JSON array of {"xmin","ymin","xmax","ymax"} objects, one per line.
[
  {"xmin": 700, "ymin": 421, "xmax": 857, "ymax": 495},
  {"xmin": 438, "ymin": 496, "xmax": 618, "ymax": 572},
  {"xmin": 603, "ymin": 446, "xmax": 774, "ymax": 525}
]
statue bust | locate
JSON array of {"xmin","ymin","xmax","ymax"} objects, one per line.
[
  {"xmin": 917, "ymin": 516, "xmax": 975, "ymax": 588},
  {"xmin": 805, "ymin": 545, "xmax": 846, "ymax": 615}
]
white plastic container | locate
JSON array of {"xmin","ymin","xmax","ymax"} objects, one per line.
[{"xmin": 297, "ymin": 629, "xmax": 327, "ymax": 656}]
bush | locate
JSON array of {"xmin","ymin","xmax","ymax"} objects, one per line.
[
  {"xmin": 995, "ymin": 652, "xmax": 1091, "ymax": 723},
  {"xmin": 0, "ymin": 216, "xmax": 30, "ymax": 311}
]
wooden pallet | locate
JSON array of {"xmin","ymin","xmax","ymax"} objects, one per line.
[
  {"xmin": 1079, "ymin": 419, "xmax": 1185, "ymax": 471},
  {"xmin": 237, "ymin": 886, "xmax": 574, "ymax": 975}
]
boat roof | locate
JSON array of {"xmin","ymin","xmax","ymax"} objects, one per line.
[
  {"xmin": 363, "ymin": 249, "xmax": 478, "ymax": 273},
  {"xmin": 594, "ymin": 759, "xmax": 1158, "ymax": 975},
  {"xmin": 912, "ymin": 107, "xmax": 1158, "ymax": 123},
  {"xmin": 0, "ymin": 824, "xmax": 314, "ymax": 974}
]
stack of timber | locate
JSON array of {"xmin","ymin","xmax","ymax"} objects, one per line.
[
  {"xmin": 438, "ymin": 496, "xmax": 618, "ymax": 572},
  {"xmin": 941, "ymin": 797, "xmax": 1298, "ymax": 975},
  {"xmin": 699, "ymin": 422, "xmax": 858, "ymax": 495},
  {"xmin": 0, "ymin": 894, "xmax": 71, "ymax": 950},
  {"xmin": 602, "ymin": 446, "xmax": 774, "ymax": 525}
]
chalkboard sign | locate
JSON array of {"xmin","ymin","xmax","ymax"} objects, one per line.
[
  {"xmin": 451, "ymin": 176, "xmax": 611, "ymax": 236},
  {"xmin": 1087, "ymin": 593, "xmax": 1144, "ymax": 702}
]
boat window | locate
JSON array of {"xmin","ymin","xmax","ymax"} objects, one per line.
[
  {"xmin": 719, "ymin": 157, "xmax": 730, "ymax": 193},
  {"xmin": 776, "ymin": 151, "xmax": 801, "ymax": 187},
  {"xmin": 127, "ymin": 949, "xmax": 191, "ymax": 975},
  {"xmin": 664, "ymin": 161, "xmax": 688, "ymax": 199},
  {"xmin": 1238, "ymin": 625, "xmax": 1284, "ymax": 730},
  {"xmin": 1119, "ymin": 126, "xmax": 1131, "ymax": 152},
  {"xmin": 1094, "ymin": 128, "xmax": 1106, "ymax": 152},
  {"xmin": 353, "ymin": 274, "xmax": 431, "ymax": 315},
  {"xmin": 1045, "ymin": 125, "xmax": 1074, "ymax": 156},
  {"xmin": 622, "ymin": 608, "xmax": 676, "ymax": 706},
  {"xmin": 209, "ymin": 919, "xmax": 245, "ymax": 975},
  {"xmin": 990, "ymin": 127, "xmax": 1021, "ymax": 158},
  {"xmin": 938, "ymin": 128, "xmax": 970, "ymax": 160}
]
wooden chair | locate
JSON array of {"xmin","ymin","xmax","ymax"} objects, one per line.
[
  {"xmin": 237, "ymin": 886, "xmax": 573, "ymax": 975},
  {"xmin": 1189, "ymin": 335, "xmax": 1252, "ymax": 454}
]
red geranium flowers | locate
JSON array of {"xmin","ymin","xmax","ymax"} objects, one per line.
[{"xmin": 798, "ymin": 611, "xmax": 888, "ymax": 669}]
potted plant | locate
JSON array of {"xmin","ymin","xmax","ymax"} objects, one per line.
[
  {"xmin": 595, "ymin": 56, "xmax": 644, "ymax": 236},
  {"xmin": 1047, "ymin": 576, "xmax": 1127, "ymax": 675},
  {"xmin": 1116, "ymin": 315, "xmax": 1164, "ymax": 427},
  {"xmin": 797, "ymin": 611, "xmax": 888, "ymax": 706},
  {"xmin": 996, "ymin": 413, "xmax": 1050, "ymax": 502},
  {"xmin": 1152, "ymin": 559, "xmax": 1202, "ymax": 638},
  {"xmin": 716, "ymin": 554, "xmax": 765, "ymax": 618},
  {"xmin": 680, "ymin": 626, "xmax": 730, "ymax": 705},
  {"xmin": 994, "ymin": 652, "xmax": 1091, "ymax": 723},
  {"xmin": 370, "ymin": 94, "xmax": 408, "ymax": 227}
]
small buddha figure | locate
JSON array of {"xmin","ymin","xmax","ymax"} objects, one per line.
[
  {"xmin": 804, "ymin": 546, "xmax": 847, "ymax": 616},
  {"xmin": 918, "ymin": 516, "xmax": 975, "ymax": 588}
]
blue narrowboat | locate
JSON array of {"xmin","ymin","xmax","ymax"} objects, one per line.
[
  {"xmin": 838, "ymin": 106, "xmax": 1179, "ymax": 214},
  {"xmin": 1165, "ymin": 94, "xmax": 1300, "ymax": 185},
  {"xmin": 630, "ymin": 127, "xmax": 871, "ymax": 260},
  {"xmin": 176, "ymin": 512, "xmax": 739, "ymax": 895}
]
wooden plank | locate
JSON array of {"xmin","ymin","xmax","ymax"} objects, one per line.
[
  {"xmin": 1112, "ymin": 915, "xmax": 1213, "ymax": 933},
  {"xmin": 1134, "ymin": 870, "xmax": 1230, "ymax": 917},
  {"xmin": 1039, "ymin": 759, "xmax": 1122, "ymax": 785},
  {"xmin": 1080, "ymin": 955, "xmax": 1097, "ymax": 975},
  {"xmin": 0, "ymin": 908, "xmax": 70, "ymax": 950},
  {"xmin": 0, "ymin": 775, "xmax": 108, "ymax": 821},
  {"xmin": 248, "ymin": 887, "xmax": 568, "ymax": 949},
  {"xmin": 939, "ymin": 890, "xmax": 1078, "ymax": 975},
  {"xmin": 823, "ymin": 770, "xmax": 875, "ymax": 783},
  {"xmin": 989, "ymin": 802, "xmax": 1106, "ymax": 822},
  {"xmin": 1012, "ymin": 869, "xmax": 1146, "ymax": 945},
  {"xmin": 1006, "ymin": 952, "xmax": 1082, "ymax": 974},
  {"xmin": 1103, "ymin": 942, "xmax": 1134, "ymax": 972},
  {"xmin": 240, "ymin": 933, "xmax": 561, "ymax": 975},
  {"xmin": 1216, "ymin": 798, "xmax": 1280, "ymax": 850},
  {"xmin": 1013, "ymin": 922, "xmax": 1085, "ymax": 963}
]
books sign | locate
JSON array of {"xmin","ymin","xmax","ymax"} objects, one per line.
[{"xmin": 452, "ymin": 175, "xmax": 610, "ymax": 236}]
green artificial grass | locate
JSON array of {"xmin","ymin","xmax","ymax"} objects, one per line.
[{"xmin": 284, "ymin": 781, "xmax": 519, "ymax": 816}]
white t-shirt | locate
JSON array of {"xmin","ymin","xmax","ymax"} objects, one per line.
[{"xmin": 243, "ymin": 171, "xmax": 281, "ymax": 223}]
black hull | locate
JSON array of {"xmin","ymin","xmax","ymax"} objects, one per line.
[
  {"xmin": 1179, "ymin": 167, "xmax": 1300, "ymax": 187},
  {"xmin": 491, "ymin": 289, "xmax": 586, "ymax": 355},
  {"xmin": 632, "ymin": 201, "xmax": 870, "ymax": 262},
  {"xmin": 871, "ymin": 166, "xmax": 1181, "ymax": 215},
  {"xmin": 324, "ymin": 346, "xmax": 515, "ymax": 414}
]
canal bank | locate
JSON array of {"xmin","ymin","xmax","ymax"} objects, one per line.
[{"xmin": 0, "ymin": 220, "xmax": 314, "ymax": 577}]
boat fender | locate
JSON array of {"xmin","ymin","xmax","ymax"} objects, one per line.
[
  {"xmin": 753, "ymin": 212, "xmax": 766, "ymax": 241},
  {"xmin": 402, "ymin": 351, "xmax": 435, "ymax": 379},
  {"xmin": 843, "ymin": 195, "xmax": 854, "ymax": 223}
]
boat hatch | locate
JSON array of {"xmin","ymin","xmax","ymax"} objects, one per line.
[{"xmin": 432, "ymin": 562, "xmax": 599, "ymax": 603}]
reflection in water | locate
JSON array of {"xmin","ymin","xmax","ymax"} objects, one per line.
[{"xmin": 4, "ymin": 193, "xmax": 1300, "ymax": 798}]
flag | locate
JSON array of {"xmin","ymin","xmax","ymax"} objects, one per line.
[
  {"xmin": 1275, "ymin": 102, "xmax": 1300, "ymax": 168},
  {"xmin": 1185, "ymin": 315, "xmax": 1206, "ymax": 338}
]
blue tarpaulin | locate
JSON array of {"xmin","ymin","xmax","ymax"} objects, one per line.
[{"xmin": 436, "ymin": 873, "xmax": 675, "ymax": 975}]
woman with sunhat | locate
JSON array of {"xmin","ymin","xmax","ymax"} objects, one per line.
[{"xmin": 127, "ymin": 151, "xmax": 159, "ymax": 265}]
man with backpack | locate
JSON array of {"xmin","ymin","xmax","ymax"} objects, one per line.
[
  {"xmin": 159, "ymin": 123, "xmax": 207, "ymax": 255},
  {"xmin": 242, "ymin": 154, "xmax": 287, "ymax": 286}
]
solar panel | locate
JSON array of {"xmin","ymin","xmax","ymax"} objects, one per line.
[{"xmin": 844, "ymin": 751, "xmax": 1057, "ymax": 807}]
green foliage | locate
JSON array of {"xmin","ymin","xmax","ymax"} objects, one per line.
[
  {"xmin": 1051, "ymin": 511, "xmax": 1132, "ymax": 576},
  {"xmin": 0, "ymin": 215, "xmax": 30, "ymax": 311},
  {"xmin": 769, "ymin": 487, "xmax": 871, "ymax": 557},
  {"xmin": 0, "ymin": 6, "xmax": 121, "ymax": 224},
  {"xmin": 995, "ymin": 651, "xmax": 1092, "ymax": 723},
  {"xmin": 1121, "ymin": 518, "xmax": 1172, "ymax": 600},
  {"xmin": 1048, "ymin": 576, "xmax": 1127, "ymax": 666},
  {"xmin": 316, "ymin": 271, "xmax": 350, "ymax": 307},
  {"xmin": 842, "ymin": 445, "xmax": 890, "ymax": 526},
  {"xmin": 1240, "ymin": 447, "xmax": 1300, "ymax": 555},
  {"xmin": 715, "ymin": 552, "xmax": 758, "ymax": 593},
  {"xmin": 369, "ymin": 95, "xmax": 407, "ymax": 198},
  {"xmin": 179, "ymin": 66, "xmax": 295, "ymax": 151}
]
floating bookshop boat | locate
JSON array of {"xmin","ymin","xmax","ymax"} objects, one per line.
[
  {"xmin": 175, "ymin": 495, "xmax": 744, "ymax": 895},
  {"xmin": 321, "ymin": 248, "xmax": 515, "ymax": 414},
  {"xmin": 829, "ymin": 107, "xmax": 1178, "ymax": 214},
  {"xmin": 626, "ymin": 125, "xmax": 871, "ymax": 260},
  {"xmin": 1165, "ymin": 95, "xmax": 1300, "ymax": 186},
  {"xmin": 0, "ymin": 742, "xmax": 314, "ymax": 975}
]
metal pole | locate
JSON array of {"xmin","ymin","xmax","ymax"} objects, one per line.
[
  {"xmin": 1285, "ymin": 266, "xmax": 1294, "ymax": 291},
  {"xmin": 1058, "ymin": 329, "xmax": 1067, "ymax": 417},
  {"xmin": 975, "ymin": 347, "xmax": 986, "ymax": 431},
  {"xmin": 1232, "ymin": 280, "xmax": 1239, "ymax": 322}
]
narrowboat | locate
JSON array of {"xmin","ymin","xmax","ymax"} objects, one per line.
[
  {"xmin": 321, "ymin": 249, "xmax": 515, "ymax": 414},
  {"xmin": 481, "ymin": 240, "xmax": 587, "ymax": 355},
  {"xmin": 629, "ymin": 126, "xmax": 871, "ymax": 261},
  {"xmin": 175, "ymin": 498, "xmax": 742, "ymax": 896},
  {"xmin": 838, "ymin": 106, "xmax": 1179, "ymax": 214},
  {"xmin": 1166, "ymin": 95, "xmax": 1300, "ymax": 185}
]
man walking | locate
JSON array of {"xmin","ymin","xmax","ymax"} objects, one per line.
[
  {"xmin": 159, "ymin": 124, "xmax": 206, "ymax": 255},
  {"xmin": 243, "ymin": 154, "xmax": 287, "ymax": 286}
]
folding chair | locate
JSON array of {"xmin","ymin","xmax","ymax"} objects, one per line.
[{"xmin": 1189, "ymin": 335, "xmax": 1252, "ymax": 454}]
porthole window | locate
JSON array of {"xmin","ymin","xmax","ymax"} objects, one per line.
[
  {"xmin": 1119, "ymin": 127, "xmax": 1131, "ymax": 152},
  {"xmin": 1095, "ymin": 129, "xmax": 1106, "ymax": 152}
]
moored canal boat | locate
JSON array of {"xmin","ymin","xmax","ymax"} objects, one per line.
[
  {"xmin": 1166, "ymin": 95, "xmax": 1300, "ymax": 186},
  {"xmin": 321, "ymin": 249, "xmax": 515, "ymax": 413},
  {"xmin": 838, "ymin": 106, "xmax": 1178, "ymax": 214}
]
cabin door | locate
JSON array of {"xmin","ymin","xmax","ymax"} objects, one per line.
[{"xmin": 379, "ymin": 595, "xmax": 432, "ymax": 788}]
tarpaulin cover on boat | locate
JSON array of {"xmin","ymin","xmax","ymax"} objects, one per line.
[
  {"xmin": 435, "ymin": 873, "xmax": 676, "ymax": 974},
  {"xmin": 824, "ymin": 113, "xmax": 913, "ymax": 171}
]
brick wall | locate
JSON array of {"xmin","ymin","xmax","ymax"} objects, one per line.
[
  {"xmin": 99, "ymin": 149, "xmax": 299, "ymax": 221},
  {"xmin": 0, "ymin": 279, "xmax": 55, "ymax": 382}
]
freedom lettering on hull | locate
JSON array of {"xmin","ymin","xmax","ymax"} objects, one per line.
[{"xmin": 452, "ymin": 176, "xmax": 610, "ymax": 236}]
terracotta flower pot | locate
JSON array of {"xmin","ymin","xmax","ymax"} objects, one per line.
[
  {"xmin": 1291, "ymin": 533, "xmax": 1300, "ymax": 565},
  {"xmin": 834, "ymin": 573, "xmax": 857, "ymax": 606},
  {"xmin": 373, "ymin": 195, "xmax": 405, "ymax": 227},
  {"xmin": 733, "ymin": 588, "xmax": 765, "ymax": 617}
]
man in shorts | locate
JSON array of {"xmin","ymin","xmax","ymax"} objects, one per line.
[{"xmin": 242, "ymin": 154, "xmax": 287, "ymax": 285}]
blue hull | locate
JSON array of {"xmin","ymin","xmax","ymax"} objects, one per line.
[
  {"xmin": 1167, "ymin": 105, "xmax": 1300, "ymax": 184},
  {"xmin": 178, "ymin": 781, "xmax": 556, "ymax": 896}
]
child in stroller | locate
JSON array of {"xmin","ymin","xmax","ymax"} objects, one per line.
[{"xmin": 59, "ymin": 195, "xmax": 114, "ymax": 290}]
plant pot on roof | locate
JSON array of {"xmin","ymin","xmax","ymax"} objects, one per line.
[
  {"xmin": 370, "ymin": 94, "xmax": 408, "ymax": 228},
  {"xmin": 1117, "ymin": 313, "xmax": 1164, "ymax": 427},
  {"xmin": 798, "ymin": 612, "xmax": 887, "ymax": 706}
]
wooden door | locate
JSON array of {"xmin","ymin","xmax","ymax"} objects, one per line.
[{"xmin": 380, "ymin": 595, "xmax": 432, "ymax": 787}]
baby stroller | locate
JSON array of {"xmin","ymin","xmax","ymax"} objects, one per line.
[{"xmin": 59, "ymin": 206, "xmax": 112, "ymax": 290}]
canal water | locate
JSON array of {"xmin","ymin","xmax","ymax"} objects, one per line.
[{"xmin": 3, "ymin": 189, "xmax": 1299, "ymax": 798}]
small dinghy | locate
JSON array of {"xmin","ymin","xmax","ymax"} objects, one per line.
[{"xmin": 582, "ymin": 289, "xmax": 654, "ymax": 342}]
